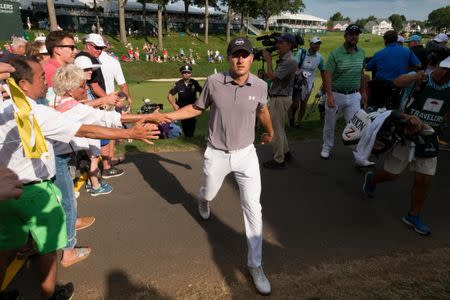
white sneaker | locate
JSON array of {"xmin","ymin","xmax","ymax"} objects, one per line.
[
  {"xmin": 198, "ymin": 199, "xmax": 210, "ymax": 220},
  {"xmin": 355, "ymin": 160, "xmax": 375, "ymax": 168},
  {"xmin": 249, "ymin": 266, "xmax": 271, "ymax": 295},
  {"xmin": 320, "ymin": 148, "xmax": 330, "ymax": 159}
]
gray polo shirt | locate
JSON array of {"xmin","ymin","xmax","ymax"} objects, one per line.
[
  {"xmin": 194, "ymin": 72, "xmax": 268, "ymax": 151},
  {"xmin": 269, "ymin": 51, "xmax": 297, "ymax": 97}
]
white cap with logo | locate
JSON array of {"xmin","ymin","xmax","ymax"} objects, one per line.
[
  {"xmin": 74, "ymin": 56, "xmax": 101, "ymax": 70},
  {"xmin": 310, "ymin": 36, "xmax": 321, "ymax": 44},
  {"xmin": 83, "ymin": 33, "xmax": 106, "ymax": 48},
  {"xmin": 434, "ymin": 33, "xmax": 449, "ymax": 43}
]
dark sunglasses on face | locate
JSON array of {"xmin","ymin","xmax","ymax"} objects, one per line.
[
  {"xmin": 56, "ymin": 45, "xmax": 77, "ymax": 51},
  {"xmin": 231, "ymin": 51, "xmax": 251, "ymax": 59},
  {"xmin": 90, "ymin": 44, "xmax": 104, "ymax": 51}
]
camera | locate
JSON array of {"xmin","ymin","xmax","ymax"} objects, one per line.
[
  {"xmin": 138, "ymin": 98, "xmax": 163, "ymax": 114},
  {"xmin": 253, "ymin": 32, "xmax": 305, "ymax": 61}
]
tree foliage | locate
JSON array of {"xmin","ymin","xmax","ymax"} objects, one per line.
[
  {"xmin": 389, "ymin": 14, "xmax": 405, "ymax": 32},
  {"xmin": 427, "ymin": 5, "xmax": 450, "ymax": 31},
  {"xmin": 355, "ymin": 15, "xmax": 377, "ymax": 29},
  {"xmin": 327, "ymin": 11, "xmax": 351, "ymax": 27}
]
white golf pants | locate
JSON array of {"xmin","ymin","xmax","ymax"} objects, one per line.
[
  {"xmin": 200, "ymin": 144, "xmax": 263, "ymax": 268},
  {"xmin": 322, "ymin": 91, "xmax": 361, "ymax": 151}
]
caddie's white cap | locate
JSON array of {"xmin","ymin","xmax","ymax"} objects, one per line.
[
  {"xmin": 83, "ymin": 33, "xmax": 106, "ymax": 47},
  {"xmin": 74, "ymin": 56, "xmax": 101, "ymax": 70},
  {"xmin": 439, "ymin": 56, "xmax": 450, "ymax": 68},
  {"xmin": 397, "ymin": 35, "xmax": 405, "ymax": 43},
  {"xmin": 433, "ymin": 33, "xmax": 448, "ymax": 43},
  {"xmin": 310, "ymin": 36, "xmax": 321, "ymax": 44}
]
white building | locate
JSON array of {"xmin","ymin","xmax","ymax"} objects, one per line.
[
  {"xmin": 268, "ymin": 13, "xmax": 327, "ymax": 34},
  {"xmin": 365, "ymin": 19, "xmax": 393, "ymax": 35},
  {"xmin": 331, "ymin": 21, "xmax": 349, "ymax": 31}
]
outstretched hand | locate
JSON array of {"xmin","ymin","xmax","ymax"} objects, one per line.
[
  {"xmin": 130, "ymin": 119, "xmax": 160, "ymax": 144},
  {"xmin": 143, "ymin": 109, "xmax": 173, "ymax": 124}
]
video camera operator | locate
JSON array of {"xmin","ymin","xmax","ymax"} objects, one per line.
[{"xmin": 262, "ymin": 33, "xmax": 297, "ymax": 169}]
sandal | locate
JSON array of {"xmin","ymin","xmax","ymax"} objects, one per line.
[{"xmin": 61, "ymin": 247, "xmax": 91, "ymax": 268}]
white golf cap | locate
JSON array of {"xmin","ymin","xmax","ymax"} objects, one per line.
[
  {"xmin": 74, "ymin": 56, "xmax": 101, "ymax": 70},
  {"xmin": 433, "ymin": 33, "xmax": 448, "ymax": 43},
  {"xmin": 310, "ymin": 36, "xmax": 321, "ymax": 44},
  {"xmin": 397, "ymin": 35, "xmax": 405, "ymax": 43},
  {"xmin": 83, "ymin": 33, "xmax": 106, "ymax": 47},
  {"xmin": 439, "ymin": 56, "xmax": 450, "ymax": 68}
]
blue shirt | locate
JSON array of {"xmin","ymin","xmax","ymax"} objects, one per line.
[{"xmin": 366, "ymin": 43, "xmax": 421, "ymax": 81}]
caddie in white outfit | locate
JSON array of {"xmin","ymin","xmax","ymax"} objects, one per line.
[{"xmin": 165, "ymin": 37, "xmax": 274, "ymax": 295}]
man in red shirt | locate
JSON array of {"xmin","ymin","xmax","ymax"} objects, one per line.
[{"xmin": 43, "ymin": 31, "xmax": 78, "ymax": 88}]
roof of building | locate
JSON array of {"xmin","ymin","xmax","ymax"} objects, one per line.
[{"xmin": 269, "ymin": 12, "xmax": 327, "ymax": 23}]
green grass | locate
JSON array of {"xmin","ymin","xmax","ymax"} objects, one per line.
[
  {"xmin": 109, "ymin": 31, "xmax": 389, "ymax": 81},
  {"xmin": 6, "ymin": 31, "xmax": 421, "ymax": 152},
  {"xmin": 114, "ymin": 31, "xmax": 388, "ymax": 153}
]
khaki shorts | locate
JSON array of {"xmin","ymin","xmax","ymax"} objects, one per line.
[{"xmin": 384, "ymin": 143, "xmax": 437, "ymax": 176}]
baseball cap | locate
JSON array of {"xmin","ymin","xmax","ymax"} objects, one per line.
[
  {"xmin": 74, "ymin": 56, "xmax": 101, "ymax": 70},
  {"xmin": 83, "ymin": 33, "xmax": 106, "ymax": 48},
  {"xmin": 345, "ymin": 24, "xmax": 362, "ymax": 34},
  {"xmin": 397, "ymin": 35, "xmax": 405, "ymax": 43},
  {"xmin": 439, "ymin": 56, "xmax": 450, "ymax": 68},
  {"xmin": 227, "ymin": 37, "xmax": 253, "ymax": 56},
  {"xmin": 406, "ymin": 34, "xmax": 422, "ymax": 42},
  {"xmin": 275, "ymin": 33, "xmax": 296, "ymax": 44},
  {"xmin": 434, "ymin": 33, "xmax": 449, "ymax": 43},
  {"xmin": 310, "ymin": 36, "xmax": 321, "ymax": 44},
  {"xmin": 180, "ymin": 65, "xmax": 192, "ymax": 73}
]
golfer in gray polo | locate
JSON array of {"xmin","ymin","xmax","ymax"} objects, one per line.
[{"xmin": 165, "ymin": 37, "xmax": 274, "ymax": 295}]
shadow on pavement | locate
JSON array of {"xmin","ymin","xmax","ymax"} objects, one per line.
[
  {"xmin": 105, "ymin": 269, "xmax": 170, "ymax": 299},
  {"xmin": 125, "ymin": 145, "xmax": 283, "ymax": 298}
]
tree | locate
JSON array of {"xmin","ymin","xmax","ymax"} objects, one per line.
[
  {"xmin": 182, "ymin": 0, "xmax": 192, "ymax": 33},
  {"xmin": 226, "ymin": 1, "xmax": 232, "ymax": 43},
  {"xmin": 137, "ymin": 0, "xmax": 152, "ymax": 36},
  {"xmin": 355, "ymin": 15, "xmax": 377, "ymax": 29},
  {"xmin": 427, "ymin": 5, "xmax": 450, "ymax": 31},
  {"xmin": 389, "ymin": 14, "xmax": 404, "ymax": 32},
  {"xmin": 329, "ymin": 12, "xmax": 344, "ymax": 21},
  {"xmin": 157, "ymin": 2, "xmax": 165, "ymax": 50},
  {"xmin": 193, "ymin": 0, "xmax": 219, "ymax": 44},
  {"xmin": 119, "ymin": 0, "xmax": 127, "ymax": 45},
  {"xmin": 46, "ymin": 0, "xmax": 58, "ymax": 31},
  {"xmin": 327, "ymin": 11, "xmax": 350, "ymax": 28},
  {"xmin": 93, "ymin": 0, "xmax": 101, "ymax": 33},
  {"xmin": 255, "ymin": 0, "xmax": 304, "ymax": 32},
  {"xmin": 205, "ymin": 0, "xmax": 209, "ymax": 43}
]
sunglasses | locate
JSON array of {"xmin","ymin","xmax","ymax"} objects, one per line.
[
  {"xmin": 231, "ymin": 51, "xmax": 251, "ymax": 59},
  {"xmin": 56, "ymin": 45, "xmax": 77, "ymax": 51},
  {"xmin": 90, "ymin": 44, "xmax": 104, "ymax": 51}
]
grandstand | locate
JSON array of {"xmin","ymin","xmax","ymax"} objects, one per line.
[{"xmin": 268, "ymin": 12, "xmax": 327, "ymax": 34}]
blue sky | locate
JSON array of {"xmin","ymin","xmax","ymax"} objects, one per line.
[{"xmin": 302, "ymin": 0, "xmax": 449, "ymax": 21}]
